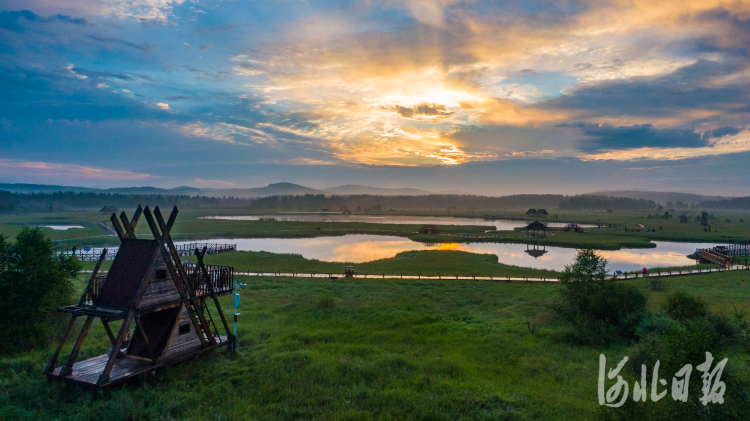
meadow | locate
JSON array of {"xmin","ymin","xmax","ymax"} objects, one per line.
[
  {"xmin": 1, "ymin": 269, "xmax": 748, "ymax": 420},
  {"xmin": 1, "ymin": 208, "xmax": 749, "ymax": 252}
]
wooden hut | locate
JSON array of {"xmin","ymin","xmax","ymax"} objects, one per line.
[
  {"xmin": 535, "ymin": 209, "xmax": 549, "ymax": 217},
  {"xmin": 419, "ymin": 225, "xmax": 440, "ymax": 234},
  {"xmin": 525, "ymin": 209, "xmax": 537, "ymax": 216},
  {"xmin": 44, "ymin": 206, "xmax": 234, "ymax": 388},
  {"xmin": 524, "ymin": 221, "xmax": 548, "ymax": 238}
]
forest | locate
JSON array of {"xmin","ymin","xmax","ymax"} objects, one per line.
[{"xmin": 2, "ymin": 189, "xmax": 749, "ymax": 214}]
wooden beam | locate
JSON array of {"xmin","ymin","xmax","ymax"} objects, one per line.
[
  {"xmin": 120, "ymin": 211, "xmax": 135, "ymax": 239},
  {"xmin": 62, "ymin": 316, "xmax": 94, "ymax": 376},
  {"xmin": 165, "ymin": 206, "xmax": 178, "ymax": 231},
  {"xmin": 154, "ymin": 206, "xmax": 217, "ymax": 346},
  {"xmin": 130, "ymin": 205, "xmax": 143, "ymax": 231},
  {"xmin": 102, "ymin": 320, "xmax": 117, "ymax": 346},
  {"xmin": 143, "ymin": 207, "xmax": 209, "ymax": 347},
  {"xmin": 97, "ymin": 311, "xmax": 133, "ymax": 386},
  {"xmin": 196, "ymin": 246, "xmax": 232, "ymax": 338},
  {"xmin": 79, "ymin": 249, "xmax": 107, "ymax": 304},
  {"xmin": 154, "ymin": 206, "xmax": 189, "ymax": 286},
  {"xmin": 44, "ymin": 315, "xmax": 77, "ymax": 374},
  {"xmin": 109, "ymin": 213, "xmax": 126, "ymax": 242}
]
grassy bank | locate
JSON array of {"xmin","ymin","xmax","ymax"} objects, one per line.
[
  {"xmin": 84, "ymin": 249, "xmax": 560, "ymax": 278},
  {"xmin": 2, "ymin": 270, "xmax": 748, "ymax": 420},
  {"xmin": 198, "ymin": 249, "xmax": 560, "ymax": 278}
]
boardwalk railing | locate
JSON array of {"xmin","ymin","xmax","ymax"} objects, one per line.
[
  {"xmin": 226, "ymin": 265, "xmax": 744, "ymax": 282},
  {"xmin": 81, "ymin": 275, "xmax": 107, "ymax": 305},
  {"xmin": 185, "ymin": 263, "xmax": 234, "ymax": 296},
  {"xmin": 696, "ymin": 244, "xmax": 750, "ymax": 269},
  {"xmin": 57, "ymin": 242, "xmax": 236, "ymax": 261}
]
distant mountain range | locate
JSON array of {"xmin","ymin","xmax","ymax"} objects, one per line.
[
  {"xmin": 0, "ymin": 183, "xmax": 737, "ymax": 203},
  {"xmin": 0, "ymin": 182, "xmax": 443, "ymax": 198}
]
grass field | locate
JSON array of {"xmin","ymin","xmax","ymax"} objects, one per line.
[
  {"xmin": 2, "ymin": 270, "xmax": 748, "ymax": 420},
  {"xmin": 1, "ymin": 209, "xmax": 749, "ymax": 252}
]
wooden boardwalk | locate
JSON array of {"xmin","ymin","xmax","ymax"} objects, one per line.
[
  {"xmin": 56, "ymin": 242, "xmax": 236, "ymax": 261},
  {"xmin": 697, "ymin": 244, "xmax": 750, "ymax": 269},
  {"xmin": 223, "ymin": 265, "xmax": 746, "ymax": 282}
]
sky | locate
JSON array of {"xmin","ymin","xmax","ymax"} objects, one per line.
[{"xmin": 1, "ymin": 0, "xmax": 750, "ymax": 195}]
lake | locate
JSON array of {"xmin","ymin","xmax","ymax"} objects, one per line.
[
  {"xmin": 183, "ymin": 235, "xmax": 718, "ymax": 273},
  {"xmin": 45, "ymin": 225, "xmax": 85, "ymax": 230},
  {"xmin": 203, "ymin": 214, "xmax": 595, "ymax": 231}
]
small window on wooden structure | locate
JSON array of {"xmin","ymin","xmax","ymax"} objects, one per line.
[
  {"xmin": 156, "ymin": 269, "xmax": 167, "ymax": 279},
  {"xmin": 178, "ymin": 323, "xmax": 190, "ymax": 335}
]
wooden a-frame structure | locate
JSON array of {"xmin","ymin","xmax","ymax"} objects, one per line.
[{"xmin": 44, "ymin": 206, "xmax": 235, "ymax": 388}]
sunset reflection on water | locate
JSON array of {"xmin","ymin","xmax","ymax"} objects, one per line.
[{"xmin": 181, "ymin": 235, "xmax": 718, "ymax": 272}]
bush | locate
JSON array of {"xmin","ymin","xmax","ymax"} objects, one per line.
[
  {"xmin": 0, "ymin": 228, "xmax": 81, "ymax": 353},
  {"xmin": 634, "ymin": 311, "xmax": 678, "ymax": 339},
  {"xmin": 555, "ymin": 249, "xmax": 647, "ymax": 343},
  {"xmin": 603, "ymin": 319, "xmax": 750, "ymax": 420},
  {"xmin": 664, "ymin": 291, "xmax": 706, "ymax": 321}
]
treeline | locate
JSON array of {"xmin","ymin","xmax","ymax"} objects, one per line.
[
  {"xmin": 0, "ymin": 190, "xmax": 243, "ymax": 213},
  {"xmin": 246, "ymin": 194, "xmax": 565, "ymax": 211},
  {"xmin": 558, "ymin": 195, "xmax": 657, "ymax": 211},
  {"xmin": 0, "ymin": 190, "xmax": 566, "ymax": 213},
  {"xmin": 695, "ymin": 197, "xmax": 750, "ymax": 209}
]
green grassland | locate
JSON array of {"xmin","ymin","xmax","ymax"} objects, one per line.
[
  {"xmin": 2, "ymin": 270, "xmax": 748, "ymax": 420},
  {"xmin": 83, "ymin": 249, "xmax": 560, "ymax": 279},
  {"xmin": 1, "ymin": 209, "xmax": 749, "ymax": 252}
]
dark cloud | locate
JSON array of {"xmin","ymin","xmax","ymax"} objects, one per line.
[
  {"xmin": 166, "ymin": 96, "xmax": 192, "ymax": 101},
  {"xmin": 0, "ymin": 10, "xmax": 88, "ymax": 32},
  {"xmin": 561, "ymin": 123, "xmax": 707, "ymax": 152},
  {"xmin": 87, "ymin": 36, "xmax": 154, "ymax": 53},
  {"xmin": 0, "ymin": 66, "xmax": 172, "ymax": 123},
  {"xmin": 702, "ymin": 126, "xmax": 741, "ymax": 141},
  {"xmin": 541, "ymin": 59, "xmax": 750, "ymax": 123},
  {"xmin": 392, "ymin": 103, "xmax": 454, "ymax": 119}
]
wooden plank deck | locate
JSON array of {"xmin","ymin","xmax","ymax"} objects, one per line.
[{"xmin": 46, "ymin": 335, "xmax": 228, "ymax": 388}]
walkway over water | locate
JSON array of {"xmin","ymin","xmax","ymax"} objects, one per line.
[
  {"xmin": 85, "ymin": 265, "xmax": 745, "ymax": 284},
  {"xmin": 230, "ymin": 265, "xmax": 742, "ymax": 282},
  {"xmin": 697, "ymin": 244, "xmax": 750, "ymax": 268},
  {"xmin": 56, "ymin": 242, "xmax": 236, "ymax": 261}
]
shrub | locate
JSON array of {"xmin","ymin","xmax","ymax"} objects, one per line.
[
  {"xmin": 0, "ymin": 228, "xmax": 81, "ymax": 353},
  {"xmin": 634, "ymin": 311, "xmax": 678, "ymax": 339},
  {"xmin": 555, "ymin": 248, "xmax": 647, "ymax": 342},
  {"xmin": 663, "ymin": 291, "xmax": 706, "ymax": 321}
]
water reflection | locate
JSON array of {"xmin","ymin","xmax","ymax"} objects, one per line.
[
  {"xmin": 45, "ymin": 225, "xmax": 85, "ymax": 230},
  {"xmin": 185, "ymin": 235, "xmax": 718, "ymax": 272},
  {"xmin": 203, "ymin": 214, "xmax": 593, "ymax": 231}
]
